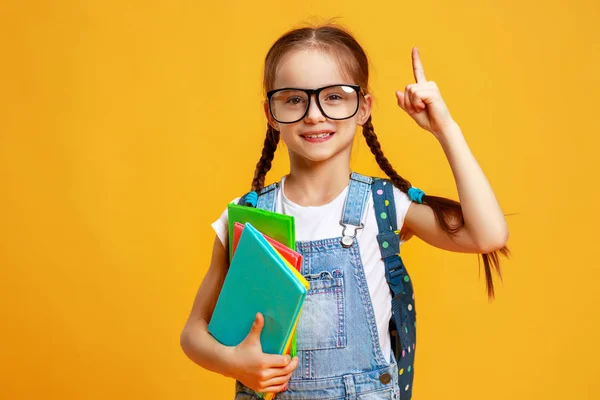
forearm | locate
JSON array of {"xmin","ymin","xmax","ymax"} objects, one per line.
[
  {"xmin": 180, "ymin": 317, "xmax": 236, "ymax": 378},
  {"xmin": 437, "ymin": 122, "xmax": 509, "ymax": 251}
]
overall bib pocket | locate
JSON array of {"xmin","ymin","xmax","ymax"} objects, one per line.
[{"xmin": 296, "ymin": 270, "xmax": 346, "ymax": 351}]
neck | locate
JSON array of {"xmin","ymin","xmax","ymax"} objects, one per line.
[{"xmin": 285, "ymin": 148, "xmax": 352, "ymax": 207}]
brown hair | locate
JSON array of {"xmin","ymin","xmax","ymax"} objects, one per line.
[{"xmin": 251, "ymin": 24, "xmax": 509, "ymax": 299}]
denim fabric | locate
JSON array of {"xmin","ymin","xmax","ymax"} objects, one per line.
[{"xmin": 234, "ymin": 174, "xmax": 401, "ymax": 400}]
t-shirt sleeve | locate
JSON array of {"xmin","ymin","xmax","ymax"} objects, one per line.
[
  {"xmin": 211, "ymin": 197, "xmax": 241, "ymax": 249},
  {"xmin": 392, "ymin": 186, "xmax": 413, "ymax": 244}
]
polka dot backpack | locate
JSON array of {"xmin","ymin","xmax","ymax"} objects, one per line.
[{"xmin": 372, "ymin": 177, "xmax": 417, "ymax": 399}]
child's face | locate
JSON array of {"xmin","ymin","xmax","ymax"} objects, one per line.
[{"xmin": 265, "ymin": 49, "xmax": 372, "ymax": 164}]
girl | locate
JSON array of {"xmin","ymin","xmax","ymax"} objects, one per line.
[{"xmin": 181, "ymin": 24, "xmax": 509, "ymax": 400}]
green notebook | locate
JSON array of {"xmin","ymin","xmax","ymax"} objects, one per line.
[{"xmin": 227, "ymin": 203, "xmax": 295, "ymax": 261}]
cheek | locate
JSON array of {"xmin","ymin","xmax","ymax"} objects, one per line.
[
  {"xmin": 277, "ymin": 125, "xmax": 299, "ymax": 146},
  {"xmin": 335, "ymin": 119, "xmax": 360, "ymax": 137}
]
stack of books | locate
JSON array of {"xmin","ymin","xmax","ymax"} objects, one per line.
[{"xmin": 208, "ymin": 204, "xmax": 308, "ymax": 400}]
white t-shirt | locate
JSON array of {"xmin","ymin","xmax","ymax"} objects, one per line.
[{"xmin": 211, "ymin": 175, "xmax": 413, "ymax": 360}]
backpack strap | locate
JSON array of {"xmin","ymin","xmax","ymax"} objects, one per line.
[
  {"xmin": 372, "ymin": 178, "xmax": 404, "ymax": 296},
  {"xmin": 371, "ymin": 177, "xmax": 416, "ymax": 399}
]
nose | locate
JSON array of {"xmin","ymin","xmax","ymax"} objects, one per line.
[{"xmin": 304, "ymin": 94, "xmax": 326, "ymax": 124}]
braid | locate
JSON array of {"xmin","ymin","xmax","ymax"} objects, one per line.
[
  {"xmin": 362, "ymin": 117, "xmax": 411, "ymax": 193},
  {"xmin": 251, "ymin": 124, "xmax": 280, "ymax": 192},
  {"xmin": 362, "ymin": 116, "xmax": 508, "ymax": 298}
]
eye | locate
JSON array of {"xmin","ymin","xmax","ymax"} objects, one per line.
[
  {"xmin": 325, "ymin": 93, "xmax": 343, "ymax": 101},
  {"xmin": 286, "ymin": 96, "xmax": 306, "ymax": 105}
]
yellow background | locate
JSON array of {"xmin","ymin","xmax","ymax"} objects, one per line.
[{"xmin": 1, "ymin": 0, "xmax": 599, "ymax": 399}]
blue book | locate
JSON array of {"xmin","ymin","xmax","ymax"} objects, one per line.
[{"xmin": 208, "ymin": 222, "xmax": 307, "ymax": 356}]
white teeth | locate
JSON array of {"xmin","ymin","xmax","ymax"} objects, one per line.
[{"xmin": 304, "ymin": 133, "xmax": 332, "ymax": 139}]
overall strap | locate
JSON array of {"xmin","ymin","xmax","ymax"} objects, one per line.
[
  {"xmin": 339, "ymin": 172, "xmax": 372, "ymax": 247},
  {"xmin": 341, "ymin": 172, "xmax": 373, "ymax": 226},
  {"xmin": 371, "ymin": 177, "xmax": 417, "ymax": 400},
  {"xmin": 237, "ymin": 182, "xmax": 279, "ymax": 212}
]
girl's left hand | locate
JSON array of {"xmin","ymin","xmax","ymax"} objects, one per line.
[{"xmin": 396, "ymin": 47, "xmax": 456, "ymax": 137}]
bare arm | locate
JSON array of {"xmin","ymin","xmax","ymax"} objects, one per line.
[
  {"xmin": 180, "ymin": 235, "xmax": 236, "ymax": 376},
  {"xmin": 397, "ymin": 48, "xmax": 509, "ymax": 253},
  {"xmin": 403, "ymin": 123, "xmax": 508, "ymax": 254}
]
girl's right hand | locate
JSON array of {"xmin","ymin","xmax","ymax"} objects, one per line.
[{"xmin": 230, "ymin": 312, "xmax": 299, "ymax": 393}]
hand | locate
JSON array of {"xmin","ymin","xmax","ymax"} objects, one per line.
[
  {"xmin": 231, "ymin": 313, "xmax": 299, "ymax": 393},
  {"xmin": 396, "ymin": 47, "xmax": 456, "ymax": 137}
]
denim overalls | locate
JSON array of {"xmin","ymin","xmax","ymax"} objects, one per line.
[{"xmin": 234, "ymin": 173, "xmax": 416, "ymax": 400}]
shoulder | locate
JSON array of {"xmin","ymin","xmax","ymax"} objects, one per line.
[
  {"xmin": 366, "ymin": 175, "xmax": 411, "ymax": 207},
  {"xmin": 365, "ymin": 176, "xmax": 414, "ymax": 241},
  {"xmin": 215, "ymin": 196, "xmax": 242, "ymax": 223},
  {"xmin": 236, "ymin": 180, "xmax": 281, "ymax": 204},
  {"xmin": 392, "ymin": 184, "xmax": 411, "ymax": 208},
  {"xmin": 211, "ymin": 196, "xmax": 242, "ymax": 249}
]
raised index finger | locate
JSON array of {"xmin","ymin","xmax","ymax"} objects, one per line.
[{"xmin": 412, "ymin": 47, "xmax": 427, "ymax": 83}]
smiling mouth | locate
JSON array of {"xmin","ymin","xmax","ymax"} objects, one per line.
[{"xmin": 301, "ymin": 132, "xmax": 335, "ymax": 139}]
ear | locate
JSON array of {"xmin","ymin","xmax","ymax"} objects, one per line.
[
  {"xmin": 263, "ymin": 100, "xmax": 280, "ymax": 131},
  {"xmin": 357, "ymin": 94, "xmax": 373, "ymax": 126}
]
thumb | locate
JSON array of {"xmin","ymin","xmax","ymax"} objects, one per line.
[
  {"xmin": 396, "ymin": 90, "xmax": 407, "ymax": 112},
  {"xmin": 243, "ymin": 312, "xmax": 264, "ymax": 347}
]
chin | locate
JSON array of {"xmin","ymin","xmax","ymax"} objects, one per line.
[
  {"xmin": 294, "ymin": 143, "xmax": 353, "ymax": 164},
  {"xmin": 300, "ymin": 151, "xmax": 338, "ymax": 163}
]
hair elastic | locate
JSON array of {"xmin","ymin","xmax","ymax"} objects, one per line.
[
  {"xmin": 408, "ymin": 187, "xmax": 425, "ymax": 204},
  {"xmin": 244, "ymin": 191, "xmax": 258, "ymax": 207}
]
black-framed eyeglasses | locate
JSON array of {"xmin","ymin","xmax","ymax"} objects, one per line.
[{"xmin": 266, "ymin": 84, "xmax": 362, "ymax": 124}]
